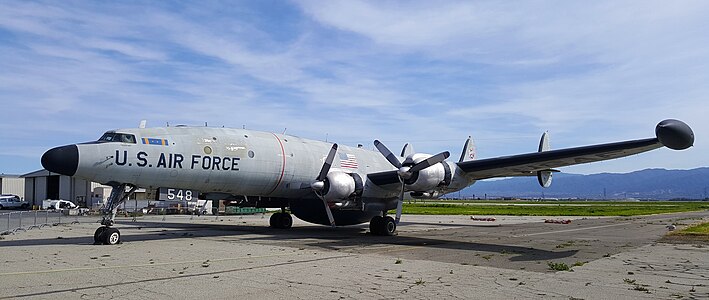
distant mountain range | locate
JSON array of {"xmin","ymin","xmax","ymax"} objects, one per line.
[{"xmin": 455, "ymin": 167, "xmax": 709, "ymax": 200}]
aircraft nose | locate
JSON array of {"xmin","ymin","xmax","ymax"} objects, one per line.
[{"xmin": 41, "ymin": 145, "xmax": 79, "ymax": 176}]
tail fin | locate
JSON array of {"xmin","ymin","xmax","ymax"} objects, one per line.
[
  {"xmin": 458, "ymin": 136, "xmax": 477, "ymax": 162},
  {"xmin": 538, "ymin": 131, "xmax": 550, "ymax": 152},
  {"xmin": 400, "ymin": 143, "xmax": 415, "ymax": 158},
  {"xmin": 537, "ymin": 131, "xmax": 556, "ymax": 188}
]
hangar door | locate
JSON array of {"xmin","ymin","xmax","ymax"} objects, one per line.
[{"xmin": 46, "ymin": 175, "xmax": 60, "ymax": 200}]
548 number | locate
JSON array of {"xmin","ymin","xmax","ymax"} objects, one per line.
[
  {"xmin": 158, "ymin": 187, "xmax": 197, "ymax": 201},
  {"xmin": 166, "ymin": 188, "xmax": 192, "ymax": 201}
]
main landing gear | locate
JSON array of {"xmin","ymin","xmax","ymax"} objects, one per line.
[
  {"xmin": 270, "ymin": 210, "xmax": 293, "ymax": 229},
  {"xmin": 369, "ymin": 215, "xmax": 396, "ymax": 236},
  {"xmin": 94, "ymin": 183, "xmax": 137, "ymax": 245}
]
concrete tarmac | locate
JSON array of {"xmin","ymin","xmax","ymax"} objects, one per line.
[{"xmin": 1, "ymin": 211, "xmax": 707, "ymax": 299}]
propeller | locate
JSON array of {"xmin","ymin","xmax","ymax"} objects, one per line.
[
  {"xmin": 312, "ymin": 144, "xmax": 338, "ymax": 227},
  {"xmin": 373, "ymin": 140, "xmax": 450, "ymax": 223}
]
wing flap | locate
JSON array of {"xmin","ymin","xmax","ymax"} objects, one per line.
[{"xmin": 457, "ymin": 137, "xmax": 662, "ymax": 179}]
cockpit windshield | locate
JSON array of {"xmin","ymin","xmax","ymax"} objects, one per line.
[{"xmin": 98, "ymin": 132, "xmax": 136, "ymax": 144}]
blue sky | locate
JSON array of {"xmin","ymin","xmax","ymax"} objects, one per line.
[{"xmin": 1, "ymin": 0, "xmax": 707, "ymax": 175}]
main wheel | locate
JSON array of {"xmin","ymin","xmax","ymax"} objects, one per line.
[
  {"xmin": 279, "ymin": 213, "xmax": 293, "ymax": 229},
  {"xmin": 381, "ymin": 216, "xmax": 396, "ymax": 236},
  {"xmin": 369, "ymin": 216, "xmax": 383, "ymax": 235},
  {"xmin": 102, "ymin": 228, "xmax": 121, "ymax": 245},
  {"xmin": 270, "ymin": 212, "xmax": 282, "ymax": 228},
  {"xmin": 94, "ymin": 227, "xmax": 107, "ymax": 244}
]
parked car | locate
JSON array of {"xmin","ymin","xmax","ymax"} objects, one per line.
[{"xmin": 0, "ymin": 194, "xmax": 29, "ymax": 209}]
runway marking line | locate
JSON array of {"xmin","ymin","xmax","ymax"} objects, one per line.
[
  {"xmin": 512, "ymin": 222, "xmax": 632, "ymax": 238},
  {"xmin": 0, "ymin": 251, "xmax": 321, "ymax": 277}
]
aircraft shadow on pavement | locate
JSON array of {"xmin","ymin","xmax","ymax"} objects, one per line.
[{"xmin": 1, "ymin": 220, "xmax": 577, "ymax": 262}]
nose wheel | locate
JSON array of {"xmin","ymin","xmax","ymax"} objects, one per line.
[{"xmin": 94, "ymin": 227, "xmax": 121, "ymax": 245}]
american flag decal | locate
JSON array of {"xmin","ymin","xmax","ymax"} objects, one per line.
[{"xmin": 339, "ymin": 153, "xmax": 358, "ymax": 169}]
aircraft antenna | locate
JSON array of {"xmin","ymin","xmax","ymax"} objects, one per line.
[{"xmin": 282, "ymin": 128, "xmax": 287, "ymax": 134}]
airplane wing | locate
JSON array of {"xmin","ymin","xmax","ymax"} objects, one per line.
[
  {"xmin": 458, "ymin": 119, "xmax": 694, "ymax": 180},
  {"xmin": 457, "ymin": 138, "xmax": 661, "ymax": 179},
  {"xmin": 366, "ymin": 119, "xmax": 694, "ymax": 185}
]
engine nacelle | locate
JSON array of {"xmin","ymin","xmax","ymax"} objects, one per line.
[
  {"xmin": 322, "ymin": 171, "xmax": 362, "ymax": 202},
  {"xmin": 403, "ymin": 153, "xmax": 447, "ymax": 192}
]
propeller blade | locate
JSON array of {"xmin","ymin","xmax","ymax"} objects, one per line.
[
  {"xmin": 395, "ymin": 182, "xmax": 405, "ymax": 224},
  {"xmin": 408, "ymin": 151, "xmax": 450, "ymax": 173},
  {"xmin": 374, "ymin": 140, "xmax": 402, "ymax": 168},
  {"xmin": 320, "ymin": 196, "xmax": 336, "ymax": 227},
  {"xmin": 317, "ymin": 144, "xmax": 338, "ymax": 181}
]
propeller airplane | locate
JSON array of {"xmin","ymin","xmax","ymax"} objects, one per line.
[{"xmin": 40, "ymin": 119, "xmax": 694, "ymax": 245}]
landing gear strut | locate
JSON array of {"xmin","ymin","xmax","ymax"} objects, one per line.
[
  {"xmin": 269, "ymin": 210, "xmax": 293, "ymax": 229},
  {"xmin": 93, "ymin": 183, "xmax": 137, "ymax": 245},
  {"xmin": 370, "ymin": 215, "xmax": 396, "ymax": 236}
]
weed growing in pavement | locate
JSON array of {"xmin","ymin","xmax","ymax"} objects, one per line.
[
  {"xmin": 572, "ymin": 261, "xmax": 587, "ymax": 267},
  {"xmin": 555, "ymin": 241, "xmax": 575, "ymax": 249},
  {"xmin": 548, "ymin": 262, "xmax": 571, "ymax": 271}
]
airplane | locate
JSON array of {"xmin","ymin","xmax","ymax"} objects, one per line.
[{"xmin": 40, "ymin": 119, "xmax": 694, "ymax": 245}]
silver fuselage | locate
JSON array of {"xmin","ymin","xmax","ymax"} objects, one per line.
[{"xmin": 74, "ymin": 127, "xmax": 473, "ymax": 200}]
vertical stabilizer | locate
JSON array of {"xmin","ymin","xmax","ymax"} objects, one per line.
[
  {"xmin": 538, "ymin": 131, "xmax": 550, "ymax": 152},
  {"xmin": 139, "ymin": 120, "xmax": 147, "ymax": 129},
  {"xmin": 458, "ymin": 136, "xmax": 477, "ymax": 162},
  {"xmin": 400, "ymin": 143, "xmax": 415, "ymax": 158},
  {"xmin": 537, "ymin": 131, "xmax": 554, "ymax": 188}
]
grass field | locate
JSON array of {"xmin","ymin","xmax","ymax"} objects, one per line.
[
  {"xmin": 674, "ymin": 222, "xmax": 709, "ymax": 235},
  {"xmin": 401, "ymin": 201, "xmax": 709, "ymax": 216},
  {"xmin": 663, "ymin": 221, "xmax": 709, "ymax": 243}
]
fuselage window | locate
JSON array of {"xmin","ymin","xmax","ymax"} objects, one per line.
[{"xmin": 120, "ymin": 134, "xmax": 136, "ymax": 143}]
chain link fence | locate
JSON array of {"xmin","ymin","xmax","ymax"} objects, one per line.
[{"xmin": 1, "ymin": 210, "xmax": 82, "ymax": 235}]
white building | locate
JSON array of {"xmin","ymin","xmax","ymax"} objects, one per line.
[
  {"xmin": 0, "ymin": 174, "xmax": 25, "ymax": 198},
  {"xmin": 21, "ymin": 169, "xmax": 109, "ymax": 208}
]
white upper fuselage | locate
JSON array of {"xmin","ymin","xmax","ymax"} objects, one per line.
[{"xmin": 73, "ymin": 126, "xmax": 472, "ymax": 199}]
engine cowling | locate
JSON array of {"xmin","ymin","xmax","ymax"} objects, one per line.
[
  {"xmin": 322, "ymin": 171, "xmax": 362, "ymax": 202},
  {"xmin": 403, "ymin": 153, "xmax": 447, "ymax": 192}
]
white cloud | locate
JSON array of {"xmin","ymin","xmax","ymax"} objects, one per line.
[{"xmin": 0, "ymin": 1, "xmax": 706, "ymax": 174}]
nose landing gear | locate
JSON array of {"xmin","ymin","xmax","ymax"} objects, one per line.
[{"xmin": 93, "ymin": 183, "xmax": 137, "ymax": 245}]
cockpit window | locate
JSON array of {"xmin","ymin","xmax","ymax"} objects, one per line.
[{"xmin": 98, "ymin": 132, "xmax": 136, "ymax": 144}]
